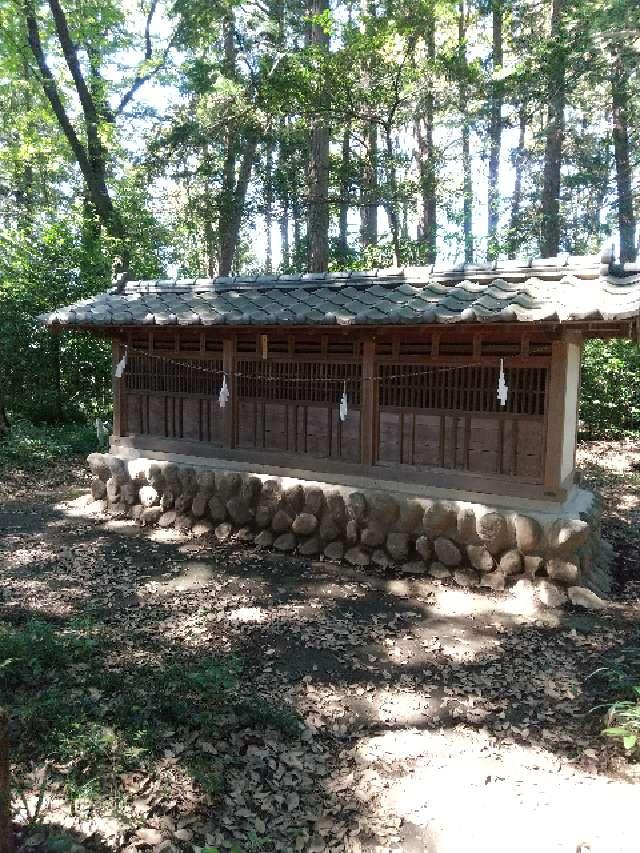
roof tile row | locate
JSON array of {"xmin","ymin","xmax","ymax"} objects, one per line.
[{"xmin": 41, "ymin": 257, "xmax": 640, "ymax": 330}]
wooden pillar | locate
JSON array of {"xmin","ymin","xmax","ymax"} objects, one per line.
[
  {"xmin": 360, "ymin": 337, "xmax": 377, "ymax": 466},
  {"xmin": 543, "ymin": 331, "xmax": 582, "ymax": 496},
  {"xmin": 111, "ymin": 340, "xmax": 126, "ymax": 441},
  {"xmin": 543, "ymin": 340, "xmax": 567, "ymax": 495},
  {"xmin": 223, "ymin": 337, "xmax": 235, "ymax": 449}
]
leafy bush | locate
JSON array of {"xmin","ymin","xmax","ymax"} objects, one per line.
[
  {"xmin": 0, "ymin": 420, "xmax": 98, "ymax": 470},
  {"xmin": 580, "ymin": 339, "xmax": 640, "ymax": 438}
]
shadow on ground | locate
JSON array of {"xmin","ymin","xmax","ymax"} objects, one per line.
[{"xmin": 1, "ymin": 441, "xmax": 639, "ymax": 851}]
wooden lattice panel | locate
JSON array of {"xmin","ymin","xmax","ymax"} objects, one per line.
[
  {"xmin": 235, "ymin": 359, "xmax": 361, "ymax": 461},
  {"xmin": 123, "ymin": 353, "xmax": 224, "ymax": 445},
  {"xmin": 376, "ymin": 363, "xmax": 548, "ymax": 481},
  {"xmin": 378, "ymin": 364, "xmax": 546, "ymax": 416}
]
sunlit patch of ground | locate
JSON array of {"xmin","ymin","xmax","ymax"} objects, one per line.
[{"xmin": 356, "ymin": 726, "xmax": 638, "ymax": 853}]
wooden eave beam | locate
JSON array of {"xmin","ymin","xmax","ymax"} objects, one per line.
[{"xmin": 48, "ymin": 316, "xmax": 637, "ymax": 342}]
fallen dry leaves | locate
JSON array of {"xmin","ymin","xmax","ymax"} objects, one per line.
[{"xmin": 1, "ymin": 441, "xmax": 639, "ymax": 852}]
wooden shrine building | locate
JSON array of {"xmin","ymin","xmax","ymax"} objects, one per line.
[{"xmin": 42, "ymin": 253, "xmax": 640, "ymax": 505}]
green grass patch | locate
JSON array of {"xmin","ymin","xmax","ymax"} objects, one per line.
[
  {"xmin": 0, "ymin": 419, "xmax": 99, "ymax": 471},
  {"xmin": 1, "ymin": 618, "xmax": 241, "ymax": 805}
]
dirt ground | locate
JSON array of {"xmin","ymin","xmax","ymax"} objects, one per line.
[{"xmin": 1, "ymin": 440, "xmax": 640, "ymax": 853}]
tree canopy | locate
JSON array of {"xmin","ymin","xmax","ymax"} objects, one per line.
[{"xmin": 0, "ymin": 0, "xmax": 639, "ymax": 431}]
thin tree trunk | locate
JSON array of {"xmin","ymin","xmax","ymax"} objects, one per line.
[
  {"xmin": 216, "ymin": 13, "xmax": 258, "ymax": 275},
  {"xmin": 487, "ymin": 0, "xmax": 503, "ymax": 259},
  {"xmin": 360, "ymin": 123, "xmax": 378, "ymax": 247},
  {"xmin": 382, "ymin": 126, "xmax": 402, "ymax": 266},
  {"xmin": 292, "ymin": 159, "xmax": 303, "ymax": 270},
  {"xmin": 204, "ymin": 205, "xmax": 216, "ymax": 278},
  {"xmin": 540, "ymin": 0, "xmax": 565, "ymax": 258},
  {"xmin": 307, "ymin": 0, "xmax": 330, "ymax": 272},
  {"xmin": 265, "ymin": 140, "xmax": 274, "ymax": 273},
  {"xmin": 217, "ymin": 13, "xmax": 238, "ymax": 275},
  {"xmin": 415, "ymin": 4, "xmax": 437, "ymax": 263},
  {"xmin": 508, "ymin": 104, "xmax": 527, "ymax": 259},
  {"xmin": 0, "ymin": 399, "xmax": 10, "ymax": 438},
  {"xmin": 359, "ymin": 0, "xmax": 378, "ymax": 249},
  {"xmin": 203, "ymin": 147, "xmax": 216, "ymax": 277},
  {"xmin": 611, "ymin": 46, "xmax": 636, "ymax": 263},
  {"xmin": 280, "ymin": 195, "xmax": 290, "ymax": 271},
  {"xmin": 0, "ymin": 707, "xmax": 13, "ymax": 853},
  {"xmin": 338, "ymin": 125, "xmax": 351, "ymax": 254},
  {"xmin": 278, "ymin": 120, "xmax": 290, "ymax": 270},
  {"xmin": 50, "ymin": 334, "xmax": 63, "ymax": 421},
  {"xmin": 459, "ymin": 0, "xmax": 473, "ymax": 262}
]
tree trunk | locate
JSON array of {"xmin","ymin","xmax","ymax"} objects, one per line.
[
  {"xmin": 611, "ymin": 46, "xmax": 636, "ymax": 263},
  {"xmin": 0, "ymin": 708, "xmax": 13, "ymax": 853},
  {"xmin": 280, "ymin": 195, "xmax": 290, "ymax": 271},
  {"xmin": 360, "ymin": 123, "xmax": 378, "ymax": 247},
  {"xmin": 415, "ymin": 4, "xmax": 437, "ymax": 263},
  {"xmin": 307, "ymin": 0, "xmax": 330, "ymax": 272},
  {"xmin": 292, "ymin": 157, "xmax": 303, "ymax": 271},
  {"xmin": 264, "ymin": 140, "xmax": 274, "ymax": 273},
  {"xmin": 487, "ymin": 0, "xmax": 503, "ymax": 259},
  {"xmin": 204, "ymin": 202, "xmax": 216, "ymax": 278},
  {"xmin": 218, "ymin": 134, "xmax": 258, "ymax": 276},
  {"xmin": 0, "ymin": 398, "xmax": 10, "ymax": 438},
  {"xmin": 216, "ymin": 14, "xmax": 258, "ymax": 275},
  {"xmin": 359, "ymin": 0, "xmax": 378, "ymax": 250},
  {"xmin": 382, "ymin": 126, "xmax": 402, "ymax": 266},
  {"xmin": 401, "ymin": 201, "xmax": 409, "ymax": 241},
  {"xmin": 540, "ymin": 0, "xmax": 565, "ymax": 258},
  {"xmin": 508, "ymin": 104, "xmax": 527, "ymax": 259},
  {"xmin": 26, "ymin": 0, "xmax": 130, "ymax": 272},
  {"xmin": 338, "ymin": 125, "xmax": 351, "ymax": 255},
  {"xmin": 50, "ymin": 333, "xmax": 63, "ymax": 422},
  {"xmin": 459, "ymin": 0, "xmax": 473, "ymax": 262}
]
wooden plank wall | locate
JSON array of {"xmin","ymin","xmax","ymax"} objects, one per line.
[{"xmin": 118, "ymin": 328, "xmax": 556, "ymax": 487}]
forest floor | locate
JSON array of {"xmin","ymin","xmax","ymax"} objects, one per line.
[{"xmin": 1, "ymin": 439, "xmax": 640, "ymax": 853}]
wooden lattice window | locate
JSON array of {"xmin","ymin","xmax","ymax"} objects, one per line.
[
  {"xmin": 125, "ymin": 353, "xmax": 222, "ymax": 397},
  {"xmin": 378, "ymin": 364, "xmax": 547, "ymax": 416},
  {"xmin": 236, "ymin": 360, "xmax": 362, "ymax": 405}
]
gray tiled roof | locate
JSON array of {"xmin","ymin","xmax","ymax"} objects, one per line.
[{"xmin": 40, "ymin": 255, "xmax": 640, "ymax": 329}]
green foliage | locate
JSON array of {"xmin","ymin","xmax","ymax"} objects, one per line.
[
  {"xmin": 0, "ymin": 420, "xmax": 98, "ymax": 470},
  {"xmin": 1, "ymin": 617, "xmax": 290, "ymax": 808},
  {"xmin": 0, "ymin": 179, "xmax": 170, "ymax": 424},
  {"xmin": 591, "ymin": 648, "xmax": 640, "ymax": 756},
  {"xmin": 0, "ymin": 619, "xmax": 100, "ymax": 688},
  {"xmin": 580, "ymin": 340, "xmax": 640, "ymax": 438}
]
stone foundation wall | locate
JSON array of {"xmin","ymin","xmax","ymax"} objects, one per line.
[{"xmin": 87, "ymin": 453, "xmax": 613, "ymax": 606}]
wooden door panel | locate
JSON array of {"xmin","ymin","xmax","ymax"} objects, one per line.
[
  {"xmin": 378, "ymin": 411, "xmax": 401, "ymax": 465},
  {"xmin": 148, "ymin": 395, "xmax": 165, "ymax": 437},
  {"xmin": 304, "ymin": 406, "xmax": 330, "ymax": 457},
  {"xmin": 337, "ymin": 408, "xmax": 360, "ymax": 462},
  {"xmin": 237, "ymin": 400, "xmax": 257, "ymax": 448},
  {"xmin": 515, "ymin": 420, "xmax": 544, "ymax": 479},
  {"xmin": 182, "ymin": 398, "xmax": 200, "ymax": 441},
  {"xmin": 413, "ymin": 414, "xmax": 442, "ymax": 467},
  {"xmin": 467, "ymin": 418, "xmax": 500, "ymax": 474},
  {"xmin": 263, "ymin": 403, "xmax": 287, "ymax": 451}
]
